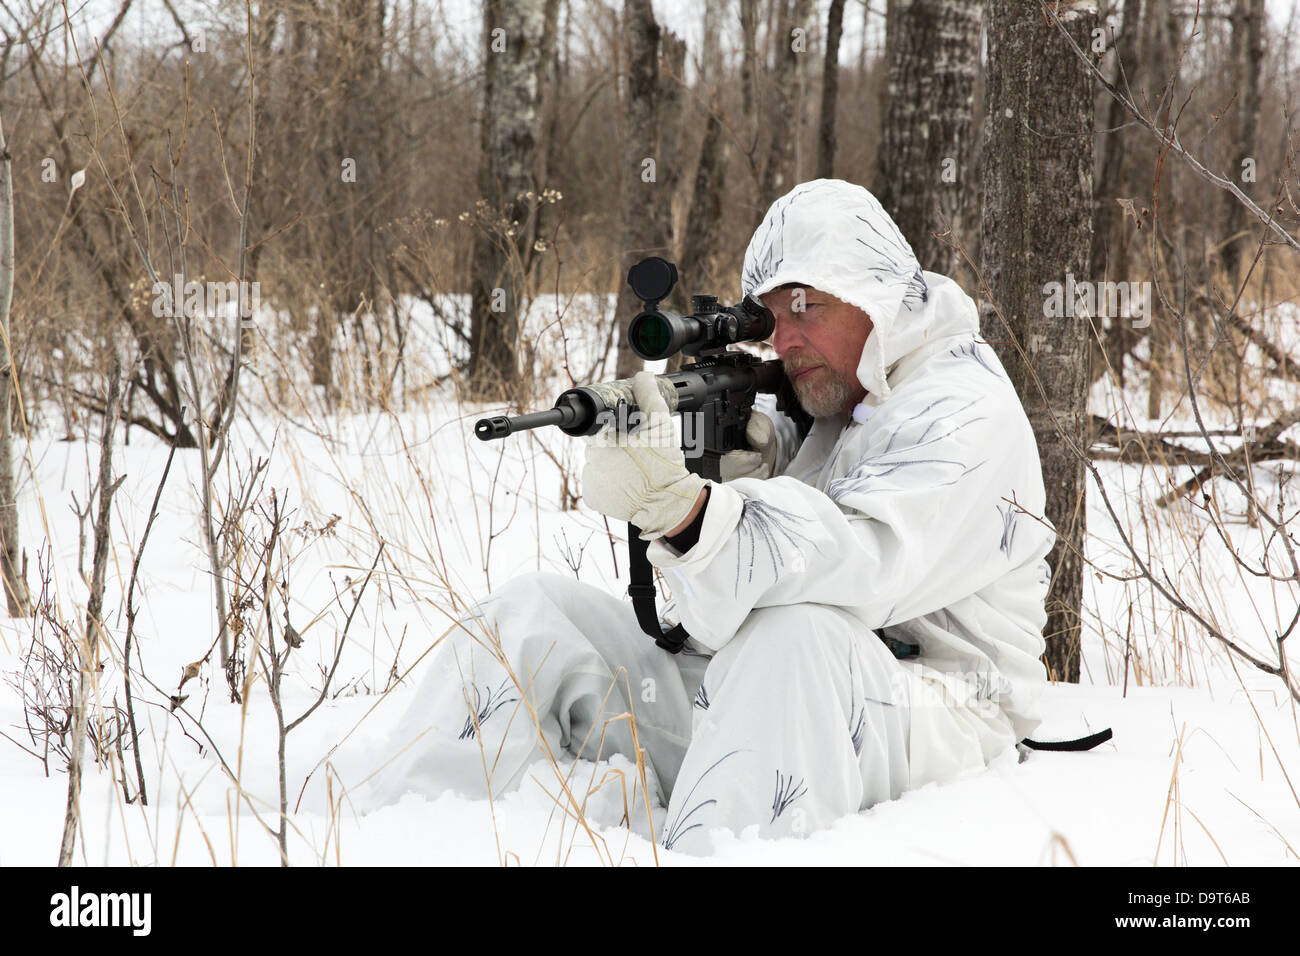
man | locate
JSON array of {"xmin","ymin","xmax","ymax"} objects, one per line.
[{"xmin": 369, "ymin": 180, "xmax": 1054, "ymax": 855}]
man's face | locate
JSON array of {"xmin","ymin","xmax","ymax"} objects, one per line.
[{"xmin": 761, "ymin": 285, "xmax": 873, "ymax": 417}]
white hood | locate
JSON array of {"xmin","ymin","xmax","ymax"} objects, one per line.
[{"xmin": 741, "ymin": 179, "xmax": 979, "ymax": 402}]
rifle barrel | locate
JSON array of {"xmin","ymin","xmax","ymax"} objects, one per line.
[{"xmin": 474, "ymin": 395, "xmax": 587, "ymax": 441}]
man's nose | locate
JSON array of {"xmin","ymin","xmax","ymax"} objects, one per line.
[{"xmin": 771, "ymin": 310, "xmax": 802, "ymax": 356}]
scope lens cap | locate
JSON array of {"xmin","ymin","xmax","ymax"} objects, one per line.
[{"xmin": 627, "ymin": 257, "xmax": 678, "ymax": 303}]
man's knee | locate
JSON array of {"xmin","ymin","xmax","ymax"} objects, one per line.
[
  {"xmin": 715, "ymin": 604, "xmax": 858, "ymax": 674},
  {"xmin": 705, "ymin": 604, "xmax": 905, "ymax": 705}
]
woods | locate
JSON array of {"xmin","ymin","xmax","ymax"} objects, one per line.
[{"xmin": 0, "ymin": 0, "xmax": 1298, "ymax": 868}]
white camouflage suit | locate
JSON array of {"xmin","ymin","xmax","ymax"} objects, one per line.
[{"xmin": 369, "ymin": 180, "xmax": 1055, "ymax": 855}]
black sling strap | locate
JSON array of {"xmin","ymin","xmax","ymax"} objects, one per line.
[
  {"xmin": 627, "ymin": 523, "xmax": 692, "ymax": 653},
  {"xmin": 1020, "ymin": 728, "xmax": 1114, "ymax": 751}
]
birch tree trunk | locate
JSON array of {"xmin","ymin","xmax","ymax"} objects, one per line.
[
  {"xmin": 875, "ymin": 0, "xmax": 981, "ymax": 275},
  {"xmin": 981, "ymin": 0, "xmax": 1096, "ymax": 683},
  {"xmin": 0, "ymin": 113, "xmax": 29, "ymax": 616}
]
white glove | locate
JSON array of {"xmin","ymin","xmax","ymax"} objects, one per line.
[
  {"xmin": 719, "ymin": 410, "xmax": 779, "ymax": 482},
  {"xmin": 581, "ymin": 371, "xmax": 708, "ymax": 539}
]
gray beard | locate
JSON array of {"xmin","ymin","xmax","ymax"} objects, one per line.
[{"xmin": 794, "ymin": 370, "xmax": 854, "ymax": 418}]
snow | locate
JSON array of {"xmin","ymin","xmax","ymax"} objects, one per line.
[{"xmin": 1, "ymin": 295, "xmax": 1297, "ymax": 866}]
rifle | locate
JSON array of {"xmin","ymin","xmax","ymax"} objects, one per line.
[{"xmin": 474, "ymin": 257, "xmax": 811, "ymax": 652}]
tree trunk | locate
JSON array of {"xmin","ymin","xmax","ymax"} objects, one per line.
[
  {"xmin": 677, "ymin": 0, "xmax": 731, "ymax": 302},
  {"xmin": 816, "ymin": 0, "xmax": 846, "ymax": 180},
  {"xmin": 1090, "ymin": 0, "xmax": 1142, "ymax": 389},
  {"xmin": 756, "ymin": 0, "xmax": 814, "ymax": 220},
  {"xmin": 534, "ymin": 0, "xmax": 565, "ymax": 255},
  {"xmin": 308, "ymin": 0, "xmax": 387, "ymax": 395},
  {"xmin": 1090, "ymin": 0, "xmax": 1140, "ymax": 282},
  {"xmin": 341, "ymin": 0, "xmax": 387, "ymax": 395},
  {"xmin": 613, "ymin": 0, "xmax": 678, "ymax": 379},
  {"xmin": 678, "ymin": 115, "xmax": 730, "ymax": 300},
  {"xmin": 740, "ymin": 0, "xmax": 759, "ymax": 123},
  {"xmin": 1221, "ymin": 0, "xmax": 1265, "ymax": 284},
  {"xmin": 0, "ymin": 113, "xmax": 28, "ymax": 616},
  {"xmin": 1140, "ymin": 0, "xmax": 1181, "ymax": 419},
  {"xmin": 981, "ymin": 0, "xmax": 1096, "ymax": 684},
  {"xmin": 468, "ymin": 0, "xmax": 548, "ymax": 401},
  {"xmin": 875, "ymin": 0, "xmax": 981, "ymax": 275},
  {"xmin": 658, "ymin": 31, "xmax": 688, "ymax": 268}
]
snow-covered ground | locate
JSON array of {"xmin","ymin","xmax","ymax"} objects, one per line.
[{"xmin": 1, "ymin": 296, "xmax": 1297, "ymax": 866}]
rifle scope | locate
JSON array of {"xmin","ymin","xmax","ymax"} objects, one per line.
[{"xmin": 625, "ymin": 257, "xmax": 775, "ymax": 361}]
